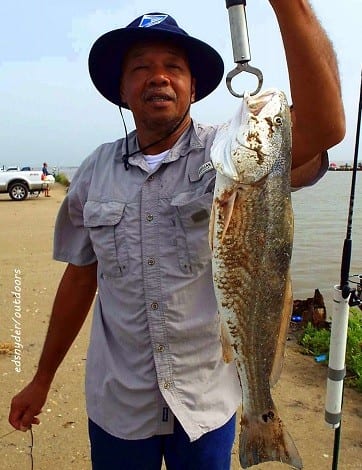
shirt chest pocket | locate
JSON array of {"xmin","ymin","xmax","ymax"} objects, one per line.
[
  {"xmin": 171, "ymin": 192, "xmax": 213, "ymax": 273},
  {"xmin": 84, "ymin": 201, "xmax": 129, "ymax": 279}
]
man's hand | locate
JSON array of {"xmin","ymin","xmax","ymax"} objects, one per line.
[
  {"xmin": 9, "ymin": 378, "xmax": 49, "ymax": 431},
  {"xmin": 9, "ymin": 262, "xmax": 97, "ymax": 432}
]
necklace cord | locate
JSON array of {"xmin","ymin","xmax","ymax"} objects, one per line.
[{"xmin": 118, "ymin": 102, "xmax": 191, "ymax": 171}]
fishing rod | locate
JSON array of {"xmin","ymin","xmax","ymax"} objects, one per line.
[{"xmin": 325, "ymin": 69, "xmax": 362, "ymax": 470}]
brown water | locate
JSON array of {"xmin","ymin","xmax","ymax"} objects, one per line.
[{"xmin": 291, "ymin": 171, "xmax": 362, "ymax": 314}]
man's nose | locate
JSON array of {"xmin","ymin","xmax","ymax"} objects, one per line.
[{"xmin": 147, "ymin": 69, "xmax": 171, "ymax": 86}]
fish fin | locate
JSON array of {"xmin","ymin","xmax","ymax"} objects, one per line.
[
  {"xmin": 220, "ymin": 321, "xmax": 234, "ymax": 363},
  {"xmin": 220, "ymin": 191, "xmax": 237, "ymax": 242},
  {"xmin": 239, "ymin": 407, "xmax": 303, "ymax": 469},
  {"xmin": 209, "ymin": 201, "xmax": 215, "ymax": 251},
  {"xmin": 270, "ymin": 275, "xmax": 293, "ymax": 387}
]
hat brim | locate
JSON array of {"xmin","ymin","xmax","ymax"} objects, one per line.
[{"xmin": 88, "ymin": 28, "xmax": 224, "ymax": 107}]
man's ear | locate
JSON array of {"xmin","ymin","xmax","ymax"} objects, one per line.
[{"xmin": 191, "ymin": 78, "xmax": 196, "ymax": 103}]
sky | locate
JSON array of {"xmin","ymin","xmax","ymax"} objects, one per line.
[{"xmin": 1, "ymin": 0, "xmax": 361, "ymax": 169}]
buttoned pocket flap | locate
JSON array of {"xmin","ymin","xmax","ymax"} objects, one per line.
[{"xmin": 83, "ymin": 201, "xmax": 126, "ymax": 227}]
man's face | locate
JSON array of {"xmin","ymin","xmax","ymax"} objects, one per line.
[{"xmin": 120, "ymin": 41, "xmax": 196, "ymax": 133}]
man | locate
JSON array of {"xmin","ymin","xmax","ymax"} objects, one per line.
[
  {"xmin": 9, "ymin": 3, "xmax": 345, "ymax": 469},
  {"xmin": 42, "ymin": 162, "xmax": 51, "ymax": 197},
  {"xmin": 42, "ymin": 162, "xmax": 49, "ymax": 175}
]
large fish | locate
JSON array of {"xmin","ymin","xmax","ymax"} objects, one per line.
[{"xmin": 210, "ymin": 89, "xmax": 302, "ymax": 469}]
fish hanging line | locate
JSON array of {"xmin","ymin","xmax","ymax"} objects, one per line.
[
  {"xmin": 325, "ymin": 70, "xmax": 362, "ymax": 470},
  {"xmin": 0, "ymin": 427, "xmax": 34, "ymax": 469},
  {"xmin": 225, "ymin": 0, "xmax": 263, "ymax": 97}
]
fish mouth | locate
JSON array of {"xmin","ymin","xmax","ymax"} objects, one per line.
[
  {"xmin": 248, "ymin": 89, "xmax": 278, "ymax": 116},
  {"xmin": 232, "ymin": 142, "xmax": 269, "ymax": 168},
  {"xmin": 236, "ymin": 142, "xmax": 257, "ymax": 152},
  {"xmin": 236, "ymin": 141, "xmax": 267, "ymax": 156}
]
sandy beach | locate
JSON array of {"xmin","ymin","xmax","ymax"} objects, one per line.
[{"xmin": 0, "ymin": 183, "xmax": 361, "ymax": 470}]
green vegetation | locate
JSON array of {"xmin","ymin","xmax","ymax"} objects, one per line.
[
  {"xmin": 299, "ymin": 307, "xmax": 362, "ymax": 392},
  {"xmin": 300, "ymin": 324, "xmax": 331, "ymax": 357},
  {"xmin": 54, "ymin": 172, "xmax": 70, "ymax": 187}
]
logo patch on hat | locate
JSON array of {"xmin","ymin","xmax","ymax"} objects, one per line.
[{"xmin": 139, "ymin": 14, "xmax": 168, "ymax": 28}]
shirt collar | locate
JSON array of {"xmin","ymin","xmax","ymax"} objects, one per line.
[{"xmin": 116, "ymin": 120, "xmax": 205, "ymax": 168}]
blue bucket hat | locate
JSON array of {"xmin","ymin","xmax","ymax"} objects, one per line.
[{"xmin": 88, "ymin": 13, "xmax": 224, "ymax": 108}]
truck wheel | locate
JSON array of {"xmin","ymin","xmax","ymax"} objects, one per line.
[{"xmin": 9, "ymin": 182, "xmax": 29, "ymax": 201}]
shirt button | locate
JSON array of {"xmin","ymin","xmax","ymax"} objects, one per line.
[
  {"xmin": 148, "ymin": 175, "xmax": 154, "ymax": 181},
  {"xmin": 147, "ymin": 257, "xmax": 155, "ymax": 266},
  {"xmin": 164, "ymin": 381, "xmax": 172, "ymax": 390},
  {"xmin": 146, "ymin": 213, "xmax": 154, "ymax": 222},
  {"xmin": 156, "ymin": 344, "xmax": 165, "ymax": 352},
  {"xmin": 151, "ymin": 302, "xmax": 159, "ymax": 310}
]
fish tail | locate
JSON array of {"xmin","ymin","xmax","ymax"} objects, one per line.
[{"xmin": 239, "ymin": 409, "xmax": 303, "ymax": 469}]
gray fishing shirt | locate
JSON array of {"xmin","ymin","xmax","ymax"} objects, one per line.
[
  {"xmin": 53, "ymin": 120, "xmax": 328, "ymax": 442},
  {"xmin": 54, "ymin": 121, "xmax": 241, "ymax": 442}
]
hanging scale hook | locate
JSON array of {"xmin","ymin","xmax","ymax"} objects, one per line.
[{"xmin": 225, "ymin": 0, "xmax": 263, "ymax": 97}]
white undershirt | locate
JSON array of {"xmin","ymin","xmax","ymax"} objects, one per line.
[{"xmin": 143, "ymin": 150, "xmax": 170, "ymax": 170}]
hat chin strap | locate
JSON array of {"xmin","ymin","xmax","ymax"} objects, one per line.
[{"xmin": 119, "ymin": 99, "xmax": 192, "ymax": 171}]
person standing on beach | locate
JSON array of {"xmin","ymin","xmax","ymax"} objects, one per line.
[
  {"xmin": 9, "ymin": 3, "xmax": 345, "ymax": 469},
  {"xmin": 42, "ymin": 162, "xmax": 51, "ymax": 197}
]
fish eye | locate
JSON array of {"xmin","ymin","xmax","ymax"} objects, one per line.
[{"xmin": 273, "ymin": 116, "xmax": 283, "ymax": 126}]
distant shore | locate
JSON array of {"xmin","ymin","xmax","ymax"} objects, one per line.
[{"xmin": 328, "ymin": 165, "xmax": 362, "ymax": 171}]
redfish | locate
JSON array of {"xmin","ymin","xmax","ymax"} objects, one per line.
[{"xmin": 210, "ymin": 89, "xmax": 302, "ymax": 469}]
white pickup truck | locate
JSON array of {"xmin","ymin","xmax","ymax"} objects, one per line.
[{"xmin": 0, "ymin": 169, "xmax": 55, "ymax": 201}]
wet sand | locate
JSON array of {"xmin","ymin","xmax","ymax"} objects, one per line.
[{"xmin": 0, "ymin": 184, "xmax": 361, "ymax": 469}]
